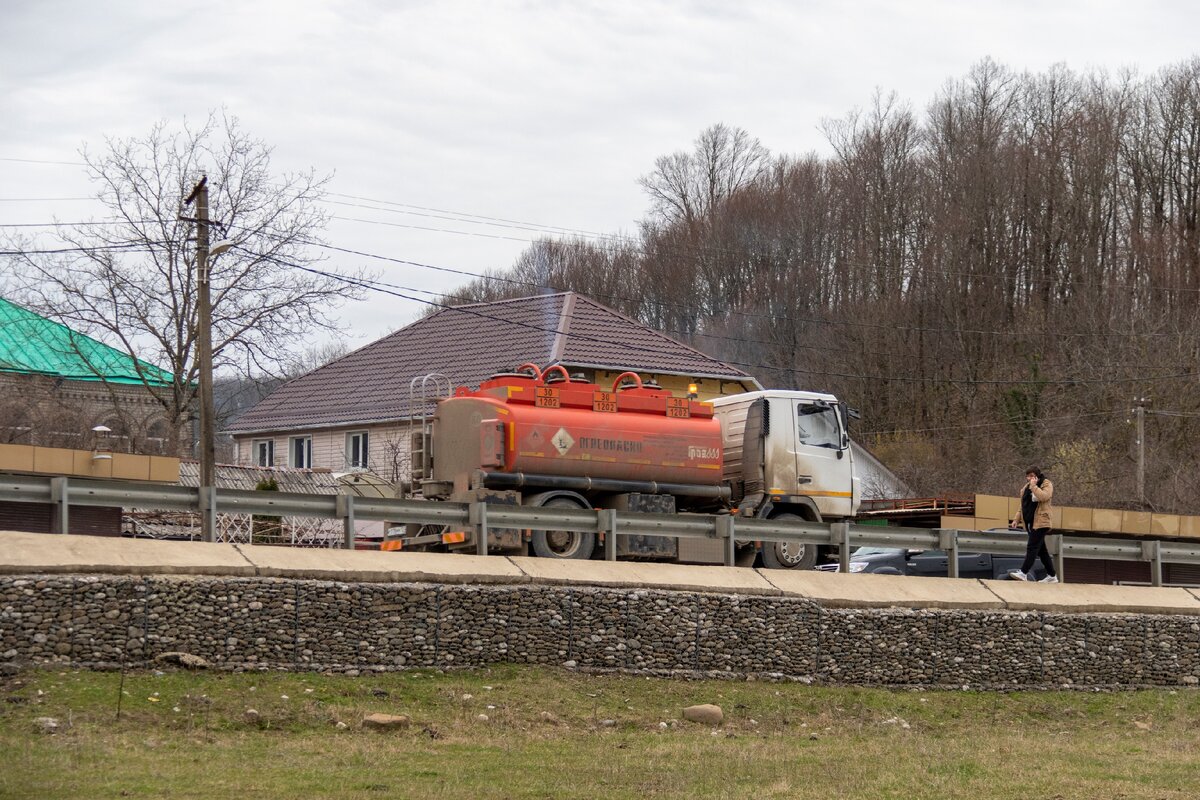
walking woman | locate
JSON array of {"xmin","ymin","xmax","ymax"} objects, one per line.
[{"xmin": 1008, "ymin": 466, "xmax": 1059, "ymax": 583}]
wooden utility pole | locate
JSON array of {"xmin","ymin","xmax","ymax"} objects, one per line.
[
  {"xmin": 184, "ymin": 176, "xmax": 216, "ymax": 542},
  {"xmin": 1133, "ymin": 397, "xmax": 1150, "ymax": 508}
]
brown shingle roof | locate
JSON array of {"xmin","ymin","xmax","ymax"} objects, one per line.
[{"xmin": 226, "ymin": 292, "xmax": 755, "ymax": 435}]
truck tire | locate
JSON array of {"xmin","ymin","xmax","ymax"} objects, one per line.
[
  {"xmin": 530, "ymin": 497, "xmax": 596, "ymax": 560},
  {"xmin": 760, "ymin": 512, "xmax": 818, "ymax": 570}
]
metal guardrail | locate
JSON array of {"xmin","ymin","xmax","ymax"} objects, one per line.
[{"xmin": 3, "ymin": 474, "xmax": 1200, "ymax": 586}]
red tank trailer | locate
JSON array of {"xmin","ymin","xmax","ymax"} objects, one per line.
[{"xmin": 425, "ymin": 365, "xmax": 725, "ymax": 498}]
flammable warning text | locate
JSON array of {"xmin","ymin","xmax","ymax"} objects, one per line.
[{"xmin": 579, "ymin": 437, "xmax": 644, "ymax": 453}]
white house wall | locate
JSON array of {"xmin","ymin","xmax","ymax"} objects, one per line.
[{"xmin": 234, "ymin": 423, "xmax": 414, "ymax": 484}]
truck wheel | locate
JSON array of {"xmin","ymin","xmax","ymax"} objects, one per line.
[
  {"xmin": 760, "ymin": 512, "xmax": 818, "ymax": 570},
  {"xmin": 530, "ymin": 498, "xmax": 595, "ymax": 560}
]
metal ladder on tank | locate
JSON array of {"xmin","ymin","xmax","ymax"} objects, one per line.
[{"xmin": 406, "ymin": 373, "xmax": 451, "ymax": 498}]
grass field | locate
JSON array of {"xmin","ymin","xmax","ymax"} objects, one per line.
[{"xmin": 1, "ymin": 665, "xmax": 1198, "ymax": 799}]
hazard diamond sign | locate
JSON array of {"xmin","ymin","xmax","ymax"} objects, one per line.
[{"xmin": 551, "ymin": 427, "xmax": 575, "ymax": 456}]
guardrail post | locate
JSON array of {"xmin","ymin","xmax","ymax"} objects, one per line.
[
  {"xmin": 832, "ymin": 521, "xmax": 851, "ymax": 573},
  {"xmin": 599, "ymin": 508, "xmax": 618, "ymax": 561},
  {"xmin": 469, "ymin": 502, "xmax": 489, "ymax": 556},
  {"xmin": 938, "ymin": 528, "xmax": 958, "ymax": 579},
  {"xmin": 1051, "ymin": 534, "xmax": 1065, "ymax": 583},
  {"xmin": 715, "ymin": 515, "xmax": 736, "ymax": 567},
  {"xmin": 1142, "ymin": 540, "xmax": 1163, "ymax": 587},
  {"xmin": 199, "ymin": 486, "xmax": 217, "ymax": 543},
  {"xmin": 336, "ymin": 494, "xmax": 356, "ymax": 550},
  {"xmin": 50, "ymin": 477, "xmax": 68, "ymax": 534}
]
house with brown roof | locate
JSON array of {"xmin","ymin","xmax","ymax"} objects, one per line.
[{"xmin": 225, "ymin": 292, "xmax": 760, "ymax": 483}]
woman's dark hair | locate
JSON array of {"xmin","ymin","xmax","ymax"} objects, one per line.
[{"xmin": 1025, "ymin": 466, "xmax": 1045, "ymax": 481}]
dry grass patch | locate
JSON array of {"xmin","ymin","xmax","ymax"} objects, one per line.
[{"xmin": 1, "ymin": 665, "xmax": 1198, "ymax": 799}]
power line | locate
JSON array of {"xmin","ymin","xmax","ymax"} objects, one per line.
[
  {"xmin": 1146, "ymin": 409, "xmax": 1200, "ymax": 419},
  {"xmin": 326, "ymin": 192, "xmax": 616, "ymax": 239},
  {"xmin": 0, "ymin": 157, "xmax": 86, "ymax": 166},
  {"xmin": 240, "ymin": 245, "xmax": 1200, "ymax": 388},
  {"xmin": 862, "ymin": 410, "xmax": 1122, "ymax": 438},
  {"xmin": 311, "ymin": 239, "xmax": 1184, "ymax": 340},
  {"xmin": 9, "ymin": 150, "xmax": 1200, "ymax": 297},
  {"xmin": 331, "ymin": 214, "xmax": 536, "ymax": 244},
  {"xmin": 9, "ymin": 156, "xmax": 1200, "ymax": 298},
  {"xmin": 326, "ymin": 199, "xmax": 610, "ymax": 240},
  {"xmin": 0, "ymin": 221, "xmax": 133, "ymax": 228},
  {"xmin": 3, "ymin": 220, "xmax": 1191, "ymax": 360},
  {"xmin": 323, "ymin": 190, "xmax": 1200, "ymax": 297},
  {"xmin": 0, "ymin": 242, "xmax": 168, "ymax": 257}
]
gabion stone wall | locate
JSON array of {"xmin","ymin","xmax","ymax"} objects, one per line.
[{"xmin": 2, "ymin": 574, "xmax": 1199, "ymax": 688}]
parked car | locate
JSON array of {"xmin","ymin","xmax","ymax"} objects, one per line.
[{"xmin": 814, "ymin": 527, "xmax": 1047, "ymax": 580}]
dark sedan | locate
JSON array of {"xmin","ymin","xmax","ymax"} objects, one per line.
[{"xmin": 814, "ymin": 528, "xmax": 1048, "ymax": 580}]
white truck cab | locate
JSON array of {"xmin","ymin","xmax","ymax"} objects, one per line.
[{"xmin": 710, "ymin": 390, "xmax": 860, "ymax": 567}]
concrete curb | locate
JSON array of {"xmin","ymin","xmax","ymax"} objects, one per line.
[
  {"xmin": 4, "ymin": 531, "xmax": 1200, "ymax": 616},
  {"xmin": 511, "ymin": 556, "xmax": 780, "ymax": 596},
  {"xmin": 758, "ymin": 570, "xmax": 1006, "ymax": 610},
  {"xmin": 238, "ymin": 543, "xmax": 528, "ymax": 585},
  {"xmin": 982, "ymin": 579, "xmax": 1200, "ymax": 616},
  {"xmin": 0, "ymin": 531, "xmax": 255, "ymax": 577}
]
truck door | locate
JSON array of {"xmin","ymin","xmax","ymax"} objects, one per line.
[{"xmin": 793, "ymin": 400, "xmax": 854, "ymax": 518}]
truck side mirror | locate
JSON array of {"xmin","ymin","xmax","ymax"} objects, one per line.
[{"xmin": 837, "ymin": 402, "xmax": 851, "ymax": 451}]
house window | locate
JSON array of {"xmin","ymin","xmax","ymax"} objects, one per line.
[
  {"xmin": 346, "ymin": 431, "xmax": 369, "ymax": 469},
  {"xmin": 290, "ymin": 436, "xmax": 312, "ymax": 469},
  {"xmin": 253, "ymin": 439, "xmax": 274, "ymax": 467}
]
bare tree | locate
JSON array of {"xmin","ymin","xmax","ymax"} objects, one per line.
[
  {"xmin": 439, "ymin": 60, "xmax": 1200, "ymax": 513},
  {"xmin": 281, "ymin": 339, "xmax": 352, "ymax": 379},
  {"xmin": 638, "ymin": 123, "xmax": 772, "ymax": 228},
  {"xmin": 6, "ymin": 112, "xmax": 367, "ymax": 455}
]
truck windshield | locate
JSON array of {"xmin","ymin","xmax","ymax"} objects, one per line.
[{"xmin": 797, "ymin": 403, "xmax": 841, "ymax": 449}]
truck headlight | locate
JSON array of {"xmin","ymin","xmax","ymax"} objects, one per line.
[{"xmin": 848, "ymin": 561, "xmax": 869, "ymax": 573}]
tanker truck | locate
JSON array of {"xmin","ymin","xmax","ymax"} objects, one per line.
[{"xmin": 393, "ymin": 364, "xmax": 859, "ymax": 569}]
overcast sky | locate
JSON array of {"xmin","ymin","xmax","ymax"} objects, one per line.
[{"xmin": 3, "ymin": 0, "xmax": 1198, "ymax": 355}]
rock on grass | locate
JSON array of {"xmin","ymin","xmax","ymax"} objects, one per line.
[
  {"xmin": 362, "ymin": 713, "xmax": 411, "ymax": 730},
  {"xmin": 682, "ymin": 704, "xmax": 723, "ymax": 725},
  {"xmin": 155, "ymin": 652, "xmax": 210, "ymax": 670}
]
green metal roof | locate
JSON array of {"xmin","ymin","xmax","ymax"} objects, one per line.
[{"xmin": 0, "ymin": 298, "xmax": 174, "ymax": 386}]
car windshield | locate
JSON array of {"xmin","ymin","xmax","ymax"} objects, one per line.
[
  {"xmin": 852, "ymin": 547, "xmax": 904, "ymax": 557},
  {"xmin": 797, "ymin": 402, "xmax": 841, "ymax": 449}
]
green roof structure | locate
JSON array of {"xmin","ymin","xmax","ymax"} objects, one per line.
[{"xmin": 0, "ymin": 298, "xmax": 174, "ymax": 387}]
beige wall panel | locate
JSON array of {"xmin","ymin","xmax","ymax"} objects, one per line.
[
  {"xmin": 1180, "ymin": 516, "xmax": 1200, "ymax": 540},
  {"xmin": 1092, "ymin": 508, "xmax": 1123, "ymax": 532},
  {"xmin": 0, "ymin": 444, "xmax": 35, "ymax": 472},
  {"xmin": 33, "ymin": 446, "xmax": 75, "ymax": 475},
  {"xmin": 1150, "ymin": 514, "xmax": 1181, "ymax": 537},
  {"xmin": 1059, "ymin": 507, "xmax": 1092, "ymax": 531},
  {"xmin": 111, "ymin": 453, "xmax": 151, "ymax": 481},
  {"xmin": 71, "ymin": 449, "xmax": 112, "ymax": 478},
  {"xmin": 974, "ymin": 494, "xmax": 1009, "ymax": 520},
  {"xmin": 1121, "ymin": 511, "xmax": 1152, "ymax": 535},
  {"xmin": 148, "ymin": 456, "xmax": 180, "ymax": 483}
]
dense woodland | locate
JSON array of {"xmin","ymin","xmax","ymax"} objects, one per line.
[{"xmin": 444, "ymin": 59, "xmax": 1200, "ymax": 512}]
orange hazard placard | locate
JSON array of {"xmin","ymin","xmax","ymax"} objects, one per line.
[
  {"xmin": 592, "ymin": 391, "xmax": 618, "ymax": 413},
  {"xmin": 666, "ymin": 397, "xmax": 690, "ymax": 418},
  {"xmin": 535, "ymin": 386, "xmax": 560, "ymax": 408}
]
